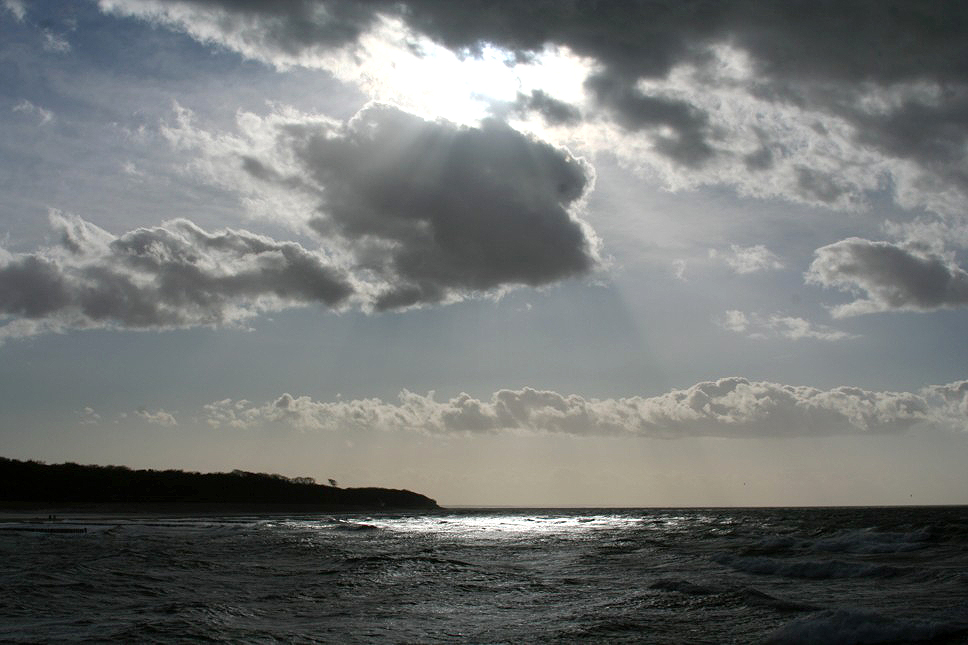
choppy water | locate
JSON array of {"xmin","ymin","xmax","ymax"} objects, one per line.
[{"xmin": 1, "ymin": 507, "xmax": 967, "ymax": 644}]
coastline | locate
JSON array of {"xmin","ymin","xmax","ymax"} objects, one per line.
[
  {"xmin": 0, "ymin": 457, "xmax": 440, "ymax": 513},
  {"xmin": 0, "ymin": 501, "xmax": 441, "ymax": 516}
]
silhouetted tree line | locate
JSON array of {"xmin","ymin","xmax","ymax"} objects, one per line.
[{"xmin": 0, "ymin": 457, "xmax": 437, "ymax": 509}]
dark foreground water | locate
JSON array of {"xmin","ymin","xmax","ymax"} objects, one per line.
[{"xmin": 2, "ymin": 507, "xmax": 967, "ymax": 644}]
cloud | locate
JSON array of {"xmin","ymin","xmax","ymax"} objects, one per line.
[
  {"xmin": 0, "ymin": 116, "xmax": 597, "ymax": 339},
  {"xmin": 511, "ymin": 90, "xmax": 582, "ymax": 126},
  {"xmin": 170, "ymin": 102, "xmax": 600, "ymax": 310},
  {"xmin": 297, "ymin": 104, "xmax": 597, "ymax": 308},
  {"xmin": 672, "ymin": 259, "xmax": 687, "ymax": 281},
  {"xmin": 136, "ymin": 406, "xmax": 178, "ymax": 426},
  {"xmin": 882, "ymin": 215, "xmax": 968, "ymax": 256},
  {"xmin": 203, "ymin": 377, "xmax": 966, "ymax": 437},
  {"xmin": 12, "ymin": 99, "xmax": 53, "ymax": 125},
  {"xmin": 98, "ymin": 0, "xmax": 378, "ymax": 69},
  {"xmin": 710, "ymin": 244, "xmax": 784, "ymax": 274},
  {"xmin": 583, "ymin": 71, "xmax": 715, "ymax": 167},
  {"xmin": 42, "ymin": 29, "xmax": 71, "ymax": 53},
  {"xmin": 78, "ymin": 407, "xmax": 102, "ymax": 425},
  {"xmin": 718, "ymin": 309, "xmax": 749, "ymax": 334},
  {"xmin": 102, "ymin": 1, "xmax": 968, "ymax": 214},
  {"xmin": 717, "ymin": 310, "xmax": 853, "ymax": 342},
  {"xmin": 0, "ymin": 211, "xmax": 354, "ymax": 340},
  {"xmin": 922, "ymin": 380, "xmax": 968, "ymax": 418},
  {"xmin": 806, "ymin": 237, "xmax": 968, "ymax": 317},
  {"xmin": 0, "ymin": 99, "xmax": 599, "ymax": 340},
  {"xmin": 848, "ymin": 90, "xmax": 968, "ymax": 196},
  {"xmin": 2, "ymin": 0, "xmax": 25, "ymax": 21},
  {"xmin": 202, "ymin": 398, "xmax": 259, "ymax": 429}
]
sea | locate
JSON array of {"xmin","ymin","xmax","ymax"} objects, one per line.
[{"xmin": 1, "ymin": 506, "xmax": 967, "ymax": 644}]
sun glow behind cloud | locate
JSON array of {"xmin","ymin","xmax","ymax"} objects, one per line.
[
  {"xmin": 329, "ymin": 17, "xmax": 514, "ymax": 125},
  {"xmin": 327, "ymin": 17, "xmax": 593, "ymax": 129}
]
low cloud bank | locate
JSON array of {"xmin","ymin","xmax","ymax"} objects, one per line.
[{"xmin": 203, "ymin": 377, "xmax": 968, "ymax": 437}]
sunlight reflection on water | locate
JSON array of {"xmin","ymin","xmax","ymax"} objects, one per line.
[{"xmin": 344, "ymin": 512, "xmax": 650, "ymax": 538}]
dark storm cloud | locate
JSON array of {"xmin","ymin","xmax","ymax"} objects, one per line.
[
  {"xmin": 743, "ymin": 146, "xmax": 774, "ymax": 172},
  {"xmin": 847, "ymin": 90, "xmax": 968, "ymax": 193},
  {"xmin": 583, "ymin": 72, "xmax": 715, "ymax": 166},
  {"xmin": 0, "ymin": 99, "xmax": 598, "ymax": 339},
  {"xmin": 807, "ymin": 237, "xmax": 968, "ymax": 317},
  {"xmin": 0, "ymin": 212, "xmax": 354, "ymax": 336},
  {"xmin": 0, "ymin": 255, "xmax": 72, "ymax": 318},
  {"xmin": 397, "ymin": 1, "xmax": 968, "ymax": 173},
  {"xmin": 109, "ymin": 219, "xmax": 353, "ymax": 307},
  {"xmin": 393, "ymin": 1, "xmax": 968, "ymax": 86},
  {"xmin": 103, "ymin": 0, "xmax": 968, "ymax": 178},
  {"xmin": 794, "ymin": 166, "xmax": 847, "ymax": 204},
  {"xmin": 245, "ymin": 103, "xmax": 598, "ymax": 309},
  {"xmin": 512, "ymin": 90, "xmax": 582, "ymax": 126}
]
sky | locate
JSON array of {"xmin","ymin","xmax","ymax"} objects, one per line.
[{"xmin": 1, "ymin": 0, "xmax": 967, "ymax": 506}]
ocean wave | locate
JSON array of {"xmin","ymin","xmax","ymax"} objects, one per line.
[
  {"xmin": 332, "ymin": 522, "xmax": 380, "ymax": 532},
  {"xmin": 714, "ymin": 554, "xmax": 902, "ymax": 579},
  {"xmin": 4, "ymin": 507, "xmax": 965, "ymax": 643},
  {"xmin": 743, "ymin": 527, "xmax": 932, "ymax": 557},
  {"xmin": 809, "ymin": 527, "xmax": 932, "ymax": 554},
  {"xmin": 320, "ymin": 518, "xmax": 380, "ymax": 531},
  {"xmin": 650, "ymin": 578, "xmax": 816, "ymax": 613},
  {"xmin": 737, "ymin": 587, "xmax": 816, "ymax": 613},
  {"xmin": 764, "ymin": 609, "xmax": 968, "ymax": 645},
  {"xmin": 559, "ymin": 618, "xmax": 647, "ymax": 639},
  {"xmin": 343, "ymin": 553, "xmax": 477, "ymax": 571},
  {"xmin": 649, "ymin": 578, "xmax": 718, "ymax": 596}
]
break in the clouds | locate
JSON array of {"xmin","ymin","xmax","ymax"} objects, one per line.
[
  {"xmin": 170, "ymin": 102, "xmax": 599, "ymax": 310},
  {"xmin": 102, "ymin": 0, "xmax": 968, "ymax": 215},
  {"xmin": 710, "ymin": 245, "xmax": 784, "ymax": 275},
  {"xmin": 203, "ymin": 378, "xmax": 967, "ymax": 438},
  {"xmin": 717, "ymin": 310, "xmax": 851, "ymax": 342},
  {"xmin": 807, "ymin": 238, "xmax": 968, "ymax": 317},
  {"xmin": 0, "ymin": 211, "xmax": 353, "ymax": 339}
]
